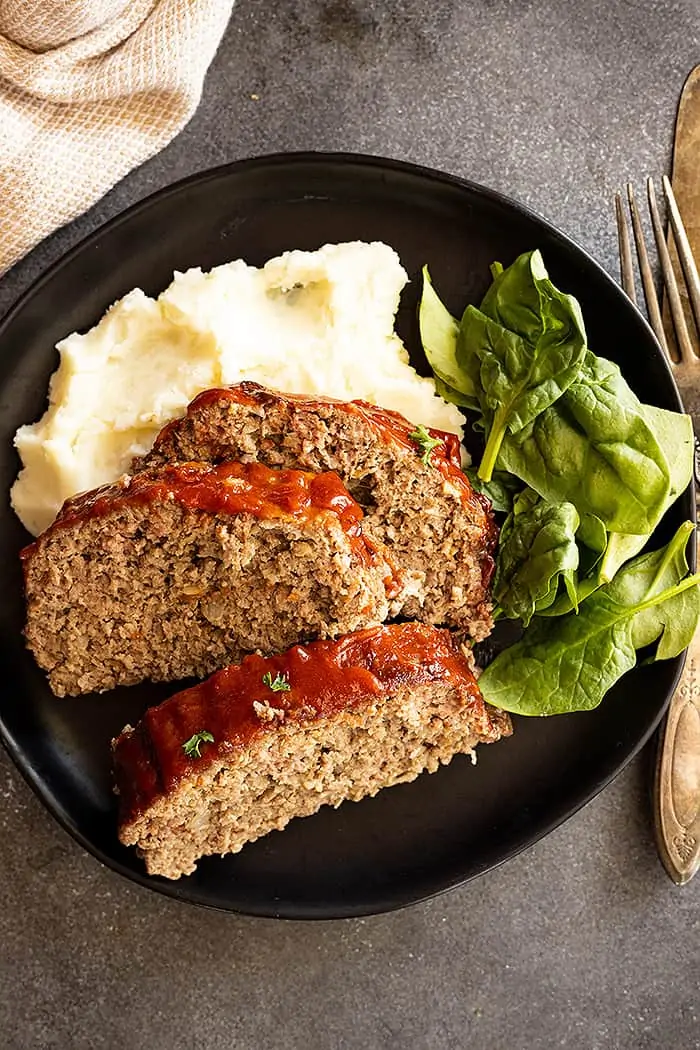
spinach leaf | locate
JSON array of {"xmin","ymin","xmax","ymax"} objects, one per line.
[
  {"xmin": 598, "ymin": 405, "xmax": 694, "ymax": 582},
  {"xmin": 493, "ymin": 489, "xmax": 580, "ymax": 625},
  {"xmin": 535, "ymin": 513, "xmax": 607, "ymax": 619},
  {"xmin": 479, "ymin": 523, "xmax": 700, "ymax": 716},
  {"xmin": 459, "ymin": 250, "xmax": 587, "ymax": 481},
  {"xmin": 576, "ymin": 514, "xmax": 608, "ymax": 581},
  {"xmin": 498, "ymin": 351, "xmax": 672, "ymax": 535},
  {"xmin": 419, "ymin": 267, "xmax": 479, "ymax": 410},
  {"xmin": 538, "ymin": 405, "xmax": 693, "ymax": 615},
  {"xmin": 577, "ymin": 514, "xmax": 607, "ymax": 557},
  {"xmin": 537, "ymin": 573, "xmax": 604, "ymax": 619},
  {"xmin": 479, "ymin": 594, "xmax": 639, "ymax": 715},
  {"xmin": 606, "ymin": 521, "xmax": 699, "ymax": 658},
  {"xmin": 433, "ymin": 375, "xmax": 478, "ymax": 410},
  {"xmin": 465, "ymin": 468, "xmax": 522, "ymax": 513},
  {"xmin": 480, "ymin": 250, "xmax": 586, "ymax": 349}
]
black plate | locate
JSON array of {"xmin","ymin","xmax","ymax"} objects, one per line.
[{"xmin": 0, "ymin": 153, "xmax": 688, "ymax": 919}]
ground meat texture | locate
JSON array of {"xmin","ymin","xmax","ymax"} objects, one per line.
[
  {"xmin": 22, "ymin": 462, "xmax": 396, "ymax": 697},
  {"xmin": 113, "ymin": 622, "xmax": 512, "ymax": 879},
  {"xmin": 138, "ymin": 383, "xmax": 497, "ymax": 640}
]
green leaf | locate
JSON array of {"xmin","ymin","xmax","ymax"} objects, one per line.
[
  {"xmin": 493, "ymin": 489, "xmax": 580, "ymax": 626},
  {"xmin": 418, "ymin": 247, "xmax": 695, "ymax": 662},
  {"xmin": 598, "ymin": 405, "xmax": 693, "ymax": 581},
  {"xmin": 536, "ymin": 573, "xmax": 603, "ymax": 619},
  {"xmin": 539, "ymin": 407, "xmax": 694, "ymax": 614},
  {"xmin": 481, "ymin": 250, "xmax": 587, "ymax": 351},
  {"xmin": 575, "ymin": 513, "xmax": 608, "ymax": 580},
  {"xmin": 465, "ymin": 468, "xmax": 522, "ymax": 513},
  {"xmin": 577, "ymin": 514, "xmax": 608, "ymax": 556},
  {"xmin": 433, "ymin": 375, "xmax": 479, "ymax": 410},
  {"xmin": 262, "ymin": 671, "xmax": 291, "ymax": 692},
  {"xmin": 498, "ymin": 351, "xmax": 672, "ymax": 535},
  {"xmin": 480, "ymin": 593, "xmax": 638, "ymax": 715},
  {"xmin": 419, "ymin": 267, "xmax": 479, "ymax": 409},
  {"xmin": 459, "ymin": 250, "xmax": 588, "ymax": 481},
  {"xmin": 605, "ymin": 522, "xmax": 699, "ymax": 659},
  {"xmin": 182, "ymin": 730, "xmax": 215, "ymax": 759},
  {"xmin": 479, "ymin": 524, "xmax": 700, "ymax": 716},
  {"xmin": 408, "ymin": 424, "xmax": 444, "ymax": 467}
]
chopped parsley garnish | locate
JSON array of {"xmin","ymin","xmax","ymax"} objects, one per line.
[
  {"xmin": 262, "ymin": 671, "xmax": 291, "ymax": 692},
  {"xmin": 408, "ymin": 424, "xmax": 443, "ymax": 467},
  {"xmin": 182, "ymin": 730, "xmax": 215, "ymax": 759}
]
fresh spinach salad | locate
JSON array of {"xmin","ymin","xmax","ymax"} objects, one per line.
[{"xmin": 419, "ymin": 249, "xmax": 700, "ymax": 717}]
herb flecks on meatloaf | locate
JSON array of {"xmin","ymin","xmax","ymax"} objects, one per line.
[
  {"xmin": 113, "ymin": 622, "xmax": 512, "ymax": 879},
  {"xmin": 138, "ymin": 383, "xmax": 497, "ymax": 640}
]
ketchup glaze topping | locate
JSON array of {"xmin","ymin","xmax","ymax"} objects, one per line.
[
  {"xmin": 113, "ymin": 622, "xmax": 486, "ymax": 825},
  {"xmin": 21, "ymin": 461, "xmax": 399, "ymax": 591},
  {"xmin": 153, "ymin": 381, "xmax": 491, "ymax": 518},
  {"xmin": 147, "ymin": 383, "xmax": 498, "ymax": 587}
]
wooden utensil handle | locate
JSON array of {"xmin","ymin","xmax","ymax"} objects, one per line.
[{"xmin": 654, "ymin": 617, "xmax": 700, "ymax": 884}]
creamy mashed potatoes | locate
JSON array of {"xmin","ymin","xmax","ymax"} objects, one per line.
[{"xmin": 12, "ymin": 242, "xmax": 465, "ymax": 535}]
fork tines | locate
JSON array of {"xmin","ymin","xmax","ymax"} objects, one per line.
[{"xmin": 615, "ymin": 177, "xmax": 700, "ymax": 362}]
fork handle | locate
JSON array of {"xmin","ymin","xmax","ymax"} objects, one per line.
[{"xmin": 653, "ymin": 591, "xmax": 700, "ymax": 884}]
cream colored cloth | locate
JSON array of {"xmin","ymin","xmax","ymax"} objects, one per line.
[{"xmin": 0, "ymin": 0, "xmax": 235, "ymax": 274}]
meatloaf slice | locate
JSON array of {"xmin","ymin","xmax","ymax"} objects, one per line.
[
  {"xmin": 22, "ymin": 461, "xmax": 398, "ymax": 697},
  {"xmin": 138, "ymin": 383, "xmax": 496, "ymax": 640},
  {"xmin": 113, "ymin": 621, "xmax": 512, "ymax": 879}
]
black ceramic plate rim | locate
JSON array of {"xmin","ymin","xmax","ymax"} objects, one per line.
[{"xmin": 0, "ymin": 151, "xmax": 688, "ymax": 919}]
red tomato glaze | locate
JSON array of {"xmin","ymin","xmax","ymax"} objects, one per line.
[
  {"xmin": 20, "ymin": 461, "xmax": 401, "ymax": 592},
  {"xmin": 113, "ymin": 622, "xmax": 485, "ymax": 824},
  {"xmin": 168, "ymin": 380, "xmax": 477, "ymax": 502},
  {"xmin": 148, "ymin": 383, "xmax": 498, "ymax": 584}
]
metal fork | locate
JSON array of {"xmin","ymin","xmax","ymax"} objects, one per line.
[{"xmin": 616, "ymin": 177, "xmax": 700, "ymax": 885}]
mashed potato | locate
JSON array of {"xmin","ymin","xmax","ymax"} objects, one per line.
[{"xmin": 12, "ymin": 241, "xmax": 465, "ymax": 536}]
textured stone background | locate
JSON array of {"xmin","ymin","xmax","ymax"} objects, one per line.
[{"xmin": 1, "ymin": 2, "xmax": 699, "ymax": 1048}]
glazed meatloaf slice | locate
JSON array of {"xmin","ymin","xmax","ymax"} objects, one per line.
[
  {"xmin": 113, "ymin": 621, "xmax": 512, "ymax": 879},
  {"xmin": 138, "ymin": 383, "xmax": 496, "ymax": 640},
  {"xmin": 22, "ymin": 461, "xmax": 398, "ymax": 697}
]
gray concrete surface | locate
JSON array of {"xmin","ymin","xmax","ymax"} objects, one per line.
[{"xmin": 1, "ymin": 1, "xmax": 699, "ymax": 1048}]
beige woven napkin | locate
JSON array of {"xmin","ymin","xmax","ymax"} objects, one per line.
[{"xmin": 0, "ymin": 0, "xmax": 235, "ymax": 274}]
